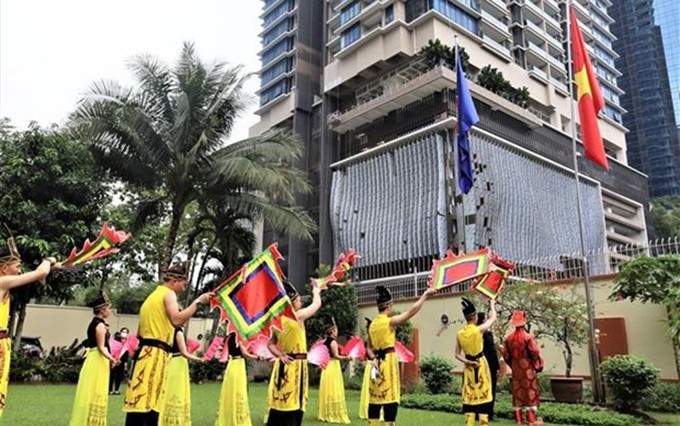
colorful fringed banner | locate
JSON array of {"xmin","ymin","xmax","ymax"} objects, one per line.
[
  {"xmin": 471, "ymin": 252, "xmax": 515, "ymax": 300},
  {"xmin": 428, "ymin": 248, "xmax": 492, "ymax": 291},
  {"xmin": 311, "ymin": 249, "xmax": 360, "ymax": 291},
  {"xmin": 209, "ymin": 244, "xmax": 294, "ymax": 348},
  {"xmin": 63, "ymin": 223, "xmax": 131, "ymax": 267}
]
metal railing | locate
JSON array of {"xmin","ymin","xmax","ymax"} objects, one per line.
[{"xmin": 353, "ymin": 238, "xmax": 680, "ymax": 304}]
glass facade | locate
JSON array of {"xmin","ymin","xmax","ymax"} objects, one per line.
[
  {"xmin": 655, "ymin": 0, "xmax": 680, "ymax": 126},
  {"xmin": 259, "ymin": 0, "xmax": 297, "ymax": 106},
  {"xmin": 611, "ymin": 0, "xmax": 680, "ymax": 196}
]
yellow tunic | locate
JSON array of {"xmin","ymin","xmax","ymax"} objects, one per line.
[
  {"xmin": 318, "ymin": 357, "xmax": 350, "ymax": 424},
  {"xmin": 216, "ymin": 357, "xmax": 251, "ymax": 426},
  {"xmin": 158, "ymin": 356, "xmax": 191, "ymax": 426},
  {"xmin": 368, "ymin": 313, "xmax": 400, "ymax": 404},
  {"xmin": 267, "ymin": 316, "xmax": 309, "ymax": 412},
  {"xmin": 0, "ymin": 295, "xmax": 10, "ymax": 417},
  {"xmin": 458, "ymin": 323, "xmax": 493, "ymax": 407},
  {"xmin": 123, "ymin": 285, "xmax": 174, "ymax": 413},
  {"xmin": 69, "ymin": 349, "xmax": 110, "ymax": 426}
]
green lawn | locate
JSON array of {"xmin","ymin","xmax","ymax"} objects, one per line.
[{"xmin": 1, "ymin": 382, "xmax": 677, "ymax": 425}]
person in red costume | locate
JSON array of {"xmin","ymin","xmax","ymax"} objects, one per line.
[{"xmin": 502, "ymin": 311, "xmax": 543, "ymax": 426}]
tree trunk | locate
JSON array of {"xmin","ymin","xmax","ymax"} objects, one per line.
[
  {"xmin": 12, "ymin": 301, "xmax": 27, "ymax": 353},
  {"xmin": 160, "ymin": 204, "xmax": 185, "ymax": 280}
]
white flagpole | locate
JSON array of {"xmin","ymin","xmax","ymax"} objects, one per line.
[{"xmin": 566, "ymin": 0, "xmax": 604, "ymax": 403}]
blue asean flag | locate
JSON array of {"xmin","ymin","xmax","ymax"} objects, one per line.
[{"xmin": 456, "ymin": 48, "xmax": 479, "ymax": 194}]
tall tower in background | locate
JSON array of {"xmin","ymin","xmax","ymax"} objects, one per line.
[
  {"xmin": 610, "ymin": 0, "xmax": 680, "ymax": 197},
  {"xmin": 654, "ymin": 0, "xmax": 680, "ymax": 128}
]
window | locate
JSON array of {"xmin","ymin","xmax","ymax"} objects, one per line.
[
  {"xmin": 260, "ymin": 78, "xmax": 293, "ymax": 106},
  {"xmin": 264, "ymin": 0, "xmax": 279, "ymax": 10},
  {"xmin": 264, "ymin": 0, "xmax": 293, "ymax": 28},
  {"xmin": 340, "ymin": 1, "xmax": 361, "ymax": 25},
  {"xmin": 429, "ymin": 0, "xmax": 480, "ymax": 35},
  {"xmin": 341, "ymin": 23, "xmax": 361, "ymax": 49},
  {"xmin": 594, "ymin": 45, "xmax": 615, "ymax": 66},
  {"xmin": 261, "ymin": 38, "xmax": 293, "ymax": 66},
  {"xmin": 602, "ymin": 105, "xmax": 622, "ymax": 124},
  {"xmin": 261, "ymin": 58, "xmax": 293, "ymax": 86},
  {"xmin": 384, "ymin": 4, "xmax": 394, "ymax": 24},
  {"xmin": 262, "ymin": 18, "xmax": 293, "ymax": 47}
]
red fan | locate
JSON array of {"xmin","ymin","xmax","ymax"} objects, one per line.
[
  {"xmin": 109, "ymin": 338, "xmax": 123, "ymax": 359},
  {"xmin": 308, "ymin": 340, "xmax": 331, "ymax": 369},
  {"xmin": 395, "ymin": 341, "xmax": 414, "ymax": 363},
  {"xmin": 187, "ymin": 338, "xmax": 201, "ymax": 355},
  {"xmin": 250, "ymin": 335, "xmax": 274, "ymax": 360},
  {"xmin": 203, "ymin": 336, "xmax": 225, "ymax": 361},
  {"xmin": 342, "ymin": 336, "xmax": 366, "ymax": 360}
]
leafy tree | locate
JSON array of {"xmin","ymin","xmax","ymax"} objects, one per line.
[
  {"xmin": 611, "ymin": 255, "xmax": 680, "ymax": 376},
  {"xmin": 469, "ymin": 281, "xmax": 588, "ymax": 377},
  {"xmin": 651, "ymin": 196, "xmax": 680, "ymax": 239},
  {"xmin": 0, "ymin": 123, "xmax": 109, "ymax": 351},
  {"xmin": 71, "ymin": 42, "xmax": 315, "ymax": 274}
]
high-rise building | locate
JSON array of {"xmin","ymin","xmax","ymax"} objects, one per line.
[
  {"xmin": 654, "ymin": 0, "xmax": 680, "ymax": 127},
  {"xmin": 251, "ymin": 0, "xmax": 649, "ymax": 287},
  {"xmin": 610, "ymin": 0, "xmax": 680, "ymax": 197}
]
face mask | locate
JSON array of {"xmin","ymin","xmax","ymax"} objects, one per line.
[{"xmin": 120, "ymin": 333, "xmax": 128, "ymax": 338}]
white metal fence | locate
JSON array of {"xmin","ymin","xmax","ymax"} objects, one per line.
[{"xmin": 354, "ymin": 238, "xmax": 680, "ymax": 304}]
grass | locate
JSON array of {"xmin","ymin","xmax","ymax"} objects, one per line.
[{"xmin": 1, "ymin": 382, "xmax": 678, "ymax": 425}]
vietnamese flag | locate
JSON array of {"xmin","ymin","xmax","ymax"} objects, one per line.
[{"xmin": 570, "ymin": 6, "xmax": 608, "ymax": 170}]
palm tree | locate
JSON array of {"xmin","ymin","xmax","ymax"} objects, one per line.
[{"xmin": 72, "ymin": 43, "xmax": 315, "ymax": 273}]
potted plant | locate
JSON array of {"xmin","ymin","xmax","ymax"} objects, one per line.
[{"xmin": 469, "ymin": 281, "xmax": 589, "ymax": 402}]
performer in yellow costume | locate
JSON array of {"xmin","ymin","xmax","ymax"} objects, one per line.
[
  {"xmin": 359, "ymin": 317, "xmax": 378, "ymax": 421},
  {"xmin": 123, "ymin": 261, "xmax": 213, "ymax": 426},
  {"xmin": 455, "ymin": 298, "xmax": 497, "ymax": 426},
  {"xmin": 159, "ymin": 326, "xmax": 204, "ymax": 426},
  {"xmin": 318, "ymin": 317, "xmax": 350, "ymax": 424},
  {"xmin": 70, "ymin": 291, "xmax": 117, "ymax": 426},
  {"xmin": 265, "ymin": 281, "xmax": 322, "ymax": 426},
  {"xmin": 368, "ymin": 285, "xmax": 434, "ymax": 426},
  {"xmin": 0, "ymin": 231, "xmax": 56, "ymax": 417},
  {"xmin": 215, "ymin": 332, "xmax": 261, "ymax": 426}
]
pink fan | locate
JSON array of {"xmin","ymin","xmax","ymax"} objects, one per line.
[
  {"xmin": 395, "ymin": 341, "xmax": 414, "ymax": 363},
  {"xmin": 125, "ymin": 334, "xmax": 139, "ymax": 355},
  {"xmin": 187, "ymin": 338, "xmax": 201, "ymax": 355},
  {"xmin": 342, "ymin": 336, "xmax": 366, "ymax": 360},
  {"xmin": 308, "ymin": 340, "xmax": 330, "ymax": 369},
  {"xmin": 250, "ymin": 335, "xmax": 274, "ymax": 360},
  {"xmin": 109, "ymin": 338, "xmax": 123, "ymax": 359},
  {"xmin": 203, "ymin": 336, "xmax": 225, "ymax": 361}
]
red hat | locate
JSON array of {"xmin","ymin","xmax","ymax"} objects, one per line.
[{"xmin": 510, "ymin": 311, "xmax": 527, "ymax": 327}]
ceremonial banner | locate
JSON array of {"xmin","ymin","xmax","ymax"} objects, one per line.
[
  {"xmin": 209, "ymin": 244, "xmax": 294, "ymax": 347},
  {"xmin": 429, "ymin": 248, "xmax": 492, "ymax": 291},
  {"xmin": 471, "ymin": 252, "xmax": 515, "ymax": 300},
  {"xmin": 311, "ymin": 249, "xmax": 360, "ymax": 290},
  {"xmin": 63, "ymin": 223, "xmax": 131, "ymax": 267}
]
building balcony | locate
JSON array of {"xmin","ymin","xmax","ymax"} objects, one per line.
[
  {"xmin": 480, "ymin": 0, "xmax": 508, "ymax": 16},
  {"xmin": 258, "ymin": 6, "xmax": 298, "ymax": 37},
  {"xmin": 328, "ymin": 65, "xmax": 542, "ymax": 133},
  {"xmin": 481, "ymin": 10, "xmax": 510, "ymax": 38},
  {"xmin": 481, "ymin": 33, "xmax": 512, "ymax": 62},
  {"xmin": 525, "ymin": 41, "xmax": 550, "ymax": 66},
  {"xmin": 261, "ymin": 0, "xmax": 287, "ymax": 18},
  {"xmin": 528, "ymin": 66, "xmax": 549, "ymax": 84}
]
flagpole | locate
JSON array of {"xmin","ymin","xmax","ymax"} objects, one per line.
[
  {"xmin": 565, "ymin": 0, "xmax": 604, "ymax": 404},
  {"xmin": 453, "ymin": 35, "xmax": 466, "ymax": 253}
]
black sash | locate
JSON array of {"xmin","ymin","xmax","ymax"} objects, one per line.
[
  {"xmin": 126, "ymin": 338, "xmax": 172, "ymax": 380},
  {"xmin": 466, "ymin": 351, "xmax": 484, "ymax": 384}
]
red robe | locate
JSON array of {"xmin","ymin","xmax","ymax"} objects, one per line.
[{"xmin": 502, "ymin": 329, "xmax": 542, "ymax": 407}]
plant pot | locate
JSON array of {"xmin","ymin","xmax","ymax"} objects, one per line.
[{"xmin": 550, "ymin": 376, "xmax": 584, "ymax": 403}]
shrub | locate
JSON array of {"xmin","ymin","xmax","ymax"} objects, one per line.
[
  {"xmin": 601, "ymin": 355, "xmax": 659, "ymax": 413},
  {"xmin": 419, "ymin": 355, "xmax": 454, "ymax": 394},
  {"xmin": 9, "ymin": 351, "xmax": 41, "ymax": 382},
  {"xmin": 401, "ymin": 393, "xmax": 638, "ymax": 426},
  {"xmin": 345, "ymin": 368, "xmax": 364, "ymax": 391},
  {"xmin": 40, "ymin": 340, "xmax": 84, "ymax": 383},
  {"xmin": 189, "ymin": 358, "xmax": 224, "ymax": 383},
  {"xmin": 639, "ymin": 381, "xmax": 680, "ymax": 413}
]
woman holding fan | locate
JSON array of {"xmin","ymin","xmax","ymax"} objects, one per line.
[{"xmin": 318, "ymin": 317, "xmax": 350, "ymax": 424}]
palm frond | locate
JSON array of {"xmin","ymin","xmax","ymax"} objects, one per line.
[
  {"xmin": 127, "ymin": 53, "xmax": 176, "ymax": 126},
  {"xmin": 131, "ymin": 197, "xmax": 167, "ymax": 233}
]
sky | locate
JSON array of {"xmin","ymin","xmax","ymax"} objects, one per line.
[{"xmin": 0, "ymin": 0, "xmax": 262, "ymax": 142}]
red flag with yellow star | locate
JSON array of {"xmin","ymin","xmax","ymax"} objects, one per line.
[{"xmin": 570, "ymin": 6, "xmax": 608, "ymax": 170}]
